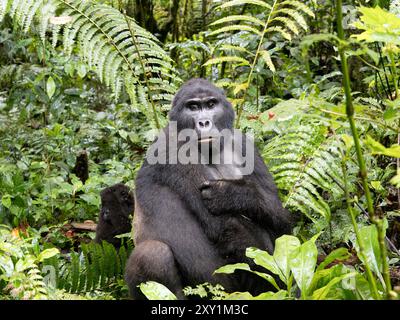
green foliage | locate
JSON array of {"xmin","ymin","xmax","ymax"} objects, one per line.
[
  {"xmin": 215, "ymin": 234, "xmax": 367, "ymax": 300},
  {"xmin": 206, "ymin": 0, "xmax": 313, "ymax": 83},
  {"xmin": 261, "ymin": 99, "xmax": 347, "ymax": 227},
  {"xmin": 352, "ymin": 6, "xmax": 400, "ymax": 45},
  {"xmin": 1, "ymin": 0, "xmax": 400, "ymax": 301},
  {"xmin": 0, "ymin": 0, "xmax": 181, "ymax": 126},
  {"xmin": 139, "ymin": 281, "xmax": 177, "ymax": 300},
  {"xmin": 0, "ymin": 225, "xmax": 59, "ymax": 299},
  {"xmin": 45, "ymin": 240, "xmax": 132, "ymax": 294}
]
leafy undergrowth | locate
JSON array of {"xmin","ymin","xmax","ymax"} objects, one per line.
[{"xmin": 0, "ymin": 0, "xmax": 400, "ymax": 300}]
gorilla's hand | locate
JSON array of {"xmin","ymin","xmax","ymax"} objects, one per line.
[{"xmin": 200, "ymin": 179, "xmax": 248, "ymax": 215}]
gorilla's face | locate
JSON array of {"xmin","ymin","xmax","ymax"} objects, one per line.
[
  {"xmin": 100, "ymin": 184, "xmax": 134, "ymax": 222},
  {"xmin": 169, "ymin": 79, "xmax": 235, "ymax": 138},
  {"xmin": 96, "ymin": 183, "xmax": 134, "ymax": 246}
]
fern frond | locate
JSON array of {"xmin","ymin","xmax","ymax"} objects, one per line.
[
  {"xmin": 0, "ymin": 0, "xmax": 181, "ymax": 128},
  {"xmin": 275, "ymin": 8, "xmax": 308, "ymax": 31},
  {"xmin": 220, "ymin": 0, "xmax": 272, "ymax": 10},
  {"xmin": 203, "ymin": 56, "xmax": 250, "ymax": 66},
  {"xmin": 259, "ymin": 50, "xmax": 276, "ymax": 72},
  {"xmin": 281, "ymin": 0, "xmax": 315, "ymax": 17},
  {"xmin": 52, "ymin": 241, "xmax": 132, "ymax": 294},
  {"xmin": 262, "ymin": 102, "xmax": 346, "ymax": 224},
  {"xmin": 209, "ymin": 24, "xmax": 263, "ymax": 37},
  {"xmin": 210, "ymin": 15, "xmax": 265, "ymax": 27}
]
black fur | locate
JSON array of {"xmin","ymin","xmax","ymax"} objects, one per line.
[
  {"xmin": 125, "ymin": 79, "xmax": 294, "ymax": 299},
  {"xmin": 95, "ymin": 183, "xmax": 134, "ymax": 247}
]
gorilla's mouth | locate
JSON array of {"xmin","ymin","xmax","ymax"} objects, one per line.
[{"xmin": 198, "ymin": 137, "xmax": 216, "ymax": 143}]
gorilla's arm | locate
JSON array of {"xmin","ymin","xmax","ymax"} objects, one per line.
[{"xmin": 201, "ymin": 154, "xmax": 293, "ymax": 235}]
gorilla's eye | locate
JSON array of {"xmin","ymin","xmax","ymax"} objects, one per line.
[
  {"xmin": 207, "ymin": 99, "xmax": 217, "ymax": 109},
  {"xmin": 186, "ymin": 103, "xmax": 199, "ymax": 111}
]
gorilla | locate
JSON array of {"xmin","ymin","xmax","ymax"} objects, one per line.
[
  {"xmin": 125, "ymin": 79, "xmax": 293, "ymax": 299},
  {"xmin": 95, "ymin": 183, "xmax": 134, "ymax": 247}
]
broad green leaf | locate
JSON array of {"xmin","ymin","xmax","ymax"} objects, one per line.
[
  {"xmin": 352, "ymin": 6, "xmax": 400, "ymax": 44},
  {"xmin": 383, "ymin": 107, "xmax": 400, "ymax": 121},
  {"xmin": 390, "ymin": 169, "xmax": 400, "ymax": 187},
  {"xmin": 353, "ymin": 273, "xmax": 375, "ymax": 300},
  {"xmin": 79, "ymin": 193, "xmax": 100, "ymax": 207},
  {"xmin": 37, "ymin": 248, "xmax": 60, "ymax": 262},
  {"xmin": 139, "ymin": 281, "xmax": 177, "ymax": 300},
  {"xmin": 354, "ymin": 225, "xmax": 384, "ymax": 282},
  {"xmin": 118, "ymin": 129, "xmax": 128, "ymax": 140},
  {"xmin": 246, "ymin": 247, "xmax": 281, "ymax": 277},
  {"xmin": 316, "ymin": 247, "xmax": 350, "ymax": 271},
  {"xmin": 225, "ymin": 290, "xmax": 287, "ymax": 300},
  {"xmin": 46, "ymin": 76, "xmax": 56, "ymax": 99},
  {"xmin": 215, "ymin": 262, "xmax": 250, "ymax": 274},
  {"xmin": 312, "ymin": 272, "xmax": 357, "ymax": 300},
  {"xmin": 215, "ymin": 262, "xmax": 280, "ymax": 290},
  {"xmin": 289, "ymin": 233, "xmax": 320, "ymax": 297},
  {"xmin": 1, "ymin": 195, "xmax": 12, "ymax": 209},
  {"xmin": 273, "ymin": 235, "xmax": 301, "ymax": 283},
  {"xmin": 309, "ymin": 264, "xmax": 348, "ymax": 294},
  {"xmin": 365, "ymin": 135, "xmax": 400, "ymax": 158}
]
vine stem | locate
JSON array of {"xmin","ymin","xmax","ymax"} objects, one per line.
[
  {"xmin": 341, "ymin": 156, "xmax": 379, "ymax": 299},
  {"xmin": 235, "ymin": 0, "xmax": 278, "ymax": 128},
  {"xmin": 335, "ymin": 0, "xmax": 392, "ymax": 297}
]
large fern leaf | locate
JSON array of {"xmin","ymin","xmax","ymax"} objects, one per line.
[
  {"xmin": 261, "ymin": 100, "xmax": 346, "ymax": 226},
  {"xmin": 0, "ymin": 0, "xmax": 181, "ymax": 127}
]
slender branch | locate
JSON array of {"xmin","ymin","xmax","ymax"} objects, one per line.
[
  {"xmin": 336, "ymin": 0, "xmax": 392, "ymax": 297},
  {"xmin": 341, "ymin": 156, "xmax": 379, "ymax": 299}
]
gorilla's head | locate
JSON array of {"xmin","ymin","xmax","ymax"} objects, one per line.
[
  {"xmin": 169, "ymin": 79, "xmax": 235, "ymax": 137},
  {"xmin": 95, "ymin": 183, "xmax": 134, "ymax": 247}
]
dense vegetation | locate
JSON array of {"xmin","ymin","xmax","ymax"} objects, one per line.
[{"xmin": 0, "ymin": 0, "xmax": 399, "ymax": 300}]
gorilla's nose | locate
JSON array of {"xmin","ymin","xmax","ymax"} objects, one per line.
[{"xmin": 197, "ymin": 119, "xmax": 213, "ymax": 132}]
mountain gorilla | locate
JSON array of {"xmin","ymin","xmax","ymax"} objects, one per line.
[
  {"xmin": 95, "ymin": 183, "xmax": 134, "ymax": 247},
  {"xmin": 125, "ymin": 79, "xmax": 293, "ymax": 299}
]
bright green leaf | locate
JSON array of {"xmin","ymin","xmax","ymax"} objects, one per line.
[
  {"xmin": 365, "ymin": 135, "xmax": 400, "ymax": 158},
  {"xmin": 46, "ymin": 76, "xmax": 56, "ymax": 99},
  {"xmin": 139, "ymin": 281, "xmax": 177, "ymax": 300},
  {"xmin": 37, "ymin": 248, "xmax": 60, "ymax": 262},
  {"xmin": 273, "ymin": 235, "xmax": 301, "ymax": 283},
  {"xmin": 289, "ymin": 233, "xmax": 320, "ymax": 297},
  {"xmin": 1, "ymin": 195, "xmax": 12, "ymax": 209}
]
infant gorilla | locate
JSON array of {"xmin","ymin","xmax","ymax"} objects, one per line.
[{"xmin": 95, "ymin": 183, "xmax": 134, "ymax": 247}]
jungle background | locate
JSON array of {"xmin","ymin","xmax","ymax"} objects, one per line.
[{"xmin": 0, "ymin": 0, "xmax": 399, "ymax": 300}]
